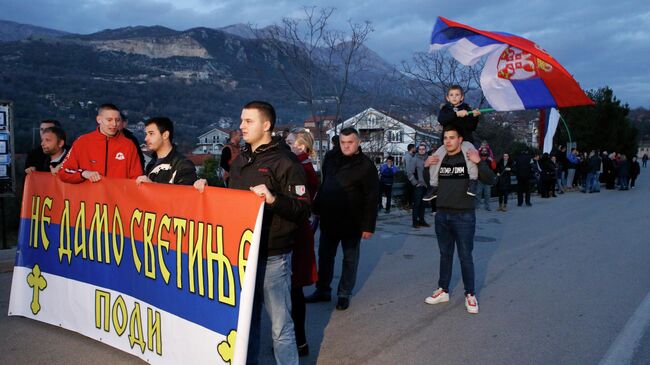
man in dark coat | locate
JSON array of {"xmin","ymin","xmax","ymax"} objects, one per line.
[
  {"xmin": 306, "ymin": 127, "xmax": 379, "ymax": 311},
  {"xmin": 195, "ymin": 101, "xmax": 310, "ymax": 365}
]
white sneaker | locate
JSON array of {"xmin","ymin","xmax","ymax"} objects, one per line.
[
  {"xmin": 465, "ymin": 294, "xmax": 479, "ymax": 314},
  {"xmin": 425, "ymin": 288, "xmax": 449, "ymax": 305}
]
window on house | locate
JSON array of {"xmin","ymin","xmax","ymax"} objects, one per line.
[
  {"xmin": 387, "ymin": 130, "xmax": 402, "ymax": 142},
  {"xmin": 368, "ymin": 115, "xmax": 377, "ymax": 127}
]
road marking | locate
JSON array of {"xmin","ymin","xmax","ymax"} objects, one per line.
[{"xmin": 600, "ymin": 290, "xmax": 650, "ymax": 365}]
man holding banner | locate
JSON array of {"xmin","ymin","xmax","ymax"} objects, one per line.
[
  {"xmin": 58, "ymin": 103, "xmax": 143, "ymax": 183},
  {"xmin": 136, "ymin": 117, "xmax": 197, "ymax": 186},
  {"xmin": 195, "ymin": 101, "xmax": 309, "ymax": 365}
]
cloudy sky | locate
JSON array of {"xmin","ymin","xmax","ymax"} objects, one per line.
[{"xmin": 3, "ymin": 0, "xmax": 649, "ymax": 107}]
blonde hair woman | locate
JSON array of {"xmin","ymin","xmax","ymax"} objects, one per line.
[{"xmin": 284, "ymin": 128, "xmax": 318, "ymax": 356}]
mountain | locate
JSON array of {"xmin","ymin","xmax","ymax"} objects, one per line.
[
  {"xmin": 70, "ymin": 25, "xmax": 179, "ymax": 41},
  {"xmin": 0, "ymin": 21, "xmax": 418, "ymax": 153},
  {"xmin": 0, "ymin": 19, "xmax": 69, "ymax": 41},
  {"xmin": 218, "ymin": 23, "xmax": 255, "ymax": 39}
]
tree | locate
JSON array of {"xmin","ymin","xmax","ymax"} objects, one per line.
[
  {"xmin": 476, "ymin": 120, "xmax": 515, "ymax": 157},
  {"xmin": 560, "ymin": 87, "xmax": 638, "ymax": 158},
  {"xmin": 197, "ymin": 156, "xmax": 224, "ymax": 187},
  {"xmin": 253, "ymin": 6, "xmax": 374, "ymax": 161},
  {"xmin": 401, "ymin": 52, "xmax": 485, "ymax": 109}
]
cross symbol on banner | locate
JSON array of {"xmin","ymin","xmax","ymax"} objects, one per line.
[{"xmin": 26, "ymin": 264, "xmax": 47, "ymax": 315}]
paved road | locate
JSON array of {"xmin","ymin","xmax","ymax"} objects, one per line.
[{"xmin": 1, "ymin": 167, "xmax": 649, "ymax": 365}]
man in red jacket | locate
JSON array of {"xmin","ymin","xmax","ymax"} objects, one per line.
[{"xmin": 58, "ymin": 104, "xmax": 143, "ymax": 183}]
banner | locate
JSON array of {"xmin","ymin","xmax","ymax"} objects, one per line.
[{"xmin": 9, "ymin": 173, "xmax": 264, "ymax": 365}]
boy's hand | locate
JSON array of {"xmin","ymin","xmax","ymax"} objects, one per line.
[
  {"xmin": 456, "ymin": 110, "xmax": 469, "ymax": 117},
  {"xmin": 472, "ymin": 109, "xmax": 481, "ymax": 116}
]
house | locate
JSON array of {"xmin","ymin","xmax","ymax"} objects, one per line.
[
  {"xmin": 637, "ymin": 140, "xmax": 650, "ymax": 159},
  {"xmin": 186, "ymin": 153, "xmax": 213, "ymax": 173},
  {"xmin": 304, "ymin": 115, "xmax": 337, "ymax": 156},
  {"xmin": 193, "ymin": 128, "xmax": 231, "ymax": 155},
  {"xmin": 327, "ymin": 108, "xmax": 440, "ymax": 167}
]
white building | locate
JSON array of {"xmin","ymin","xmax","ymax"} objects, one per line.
[
  {"xmin": 193, "ymin": 128, "xmax": 231, "ymax": 155},
  {"xmin": 328, "ymin": 108, "xmax": 440, "ymax": 167}
]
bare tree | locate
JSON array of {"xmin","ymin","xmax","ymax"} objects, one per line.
[
  {"xmin": 401, "ymin": 51, "xmax": 485, "ymax": 110},
  {"xmin": 253, "ymin": 6, "xmax": 374, "ymax": 162}
]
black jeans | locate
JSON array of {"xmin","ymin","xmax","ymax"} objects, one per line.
[
  {"xmin": 315, "ymin": 231, "xmax": 362, "ymax": 298},
  {"xmin": 498, "ymin": 188, "xmax": 510, "ymax": 205},
  {"xmin": 412, "ymin": 185, "xmax": 426, "ymax": 224},
  {"xmin": 291, "ymin": 286, "xmax": 307, "ymax": 346},
  {"xmin": 517, "ymin": 178, "xmax": 531, "ymax": 205},
  {"xmin": 379, "ymin": 183, "xmax": 393, "ymax": 211}
]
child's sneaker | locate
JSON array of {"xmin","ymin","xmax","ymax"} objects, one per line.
[
  {"xmin": 467, "ymin": 179, "xmax": 478, "ymax": 196},
  {"xmin": 422, "ymin": 186, "xmax": 438, "ymax": 201},
  {"xmin": 424, "ymin": 288, "xmax": 449, "ymax": 304},
  {"xmin": 465, "ymin": 294, "xmax": 479, "ymax": 314}
]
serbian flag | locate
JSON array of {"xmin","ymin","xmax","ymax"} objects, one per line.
[{"xmin": 430, "ymin": 17, "xmax": 594, "ymax": 111}]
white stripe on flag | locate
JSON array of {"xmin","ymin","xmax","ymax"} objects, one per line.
[
  {"xmin": 430, "ymin": 38, "xmax": 503, "ymax": 66},
  {"xmin": 543, "ymin": 108, "xmax": 560, "ymax": 154},
  {"xmin": 480, "ymin": 44, "xmax": 525, "ymax": 111}
]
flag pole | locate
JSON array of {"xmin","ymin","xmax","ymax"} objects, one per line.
[
  {"xmin": 468, "ymin": 108, "xmax": 495, "ymax": 115},
  {"xmin": 559, "ymin": 113, "xmax": 572, "ymax": 144}
]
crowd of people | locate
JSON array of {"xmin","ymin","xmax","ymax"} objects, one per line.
[
  {"xmin": 23, "ymin": 90, "xmax": 644, "ymax": 364},
  {"xmin": 381, "ymin": 141, "xmax": 644, "ymax": 216}
]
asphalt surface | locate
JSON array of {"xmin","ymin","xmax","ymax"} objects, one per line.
[{"xmin": 1, "ymin": 167, "xmax": 649, "ymax": 365}]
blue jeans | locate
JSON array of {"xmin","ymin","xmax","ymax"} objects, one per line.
[
  {"xmin": 592, "ymin": 172, "xmax": 600, "ymax": 192},
  {"xmin": 316, "ymin": 231, "xmax": 361, "ymax": 298},
  {"xmin": 475, "ymin": 181, "xmax": 491, "ymax": 209},
  {"xmin": 247, "ymin": 253, "xmax": 298, "ymax": 365},
  {"xmin": 435, "ymin": 211, "xmax": 476, "ymax": 295}
]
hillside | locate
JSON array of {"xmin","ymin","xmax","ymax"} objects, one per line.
[{"xmin": 0, "ymin": 22, "xmax": 414, "ymax": 153}]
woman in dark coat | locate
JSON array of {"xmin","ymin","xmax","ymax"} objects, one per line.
[
  {"xmin": 618, "ymin": 154, "xmax": 630, "ymax": 190},
  {"xmin": 630, "ymin": 156, "xmax": 641, "ymax": 188},
  {"xmin": 496, "ymin": 153, "xmax": 513, "ymax": 211},
  {"xmin": 285, "ymin": 128, "xmax": 319, "ymax": 356},
  {"xmin": 540, "ymin": 153, "xmax": 556, "ymax": 198}
]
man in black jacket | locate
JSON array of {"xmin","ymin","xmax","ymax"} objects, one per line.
[
  {"xmin": 25, "ymin": 120, "xmax": 68, "ymax": 174},
  {"xmin": 194, "ymin": 101, "xmax": 309, "ymax": 365},
  {"xmin": 136, "ymin": 117, "xmax": 197, "ymax": 186},
  {"xmin": 25, "ymin": 125, "xmax": 68, "ymax": 175},
  {"xmin": 306, "ymin": 127, "xmax": 379, "ymax": 311},
  {"xmin": 423, "ymin": 125, "xmax": 495, "ymax": 314}
]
